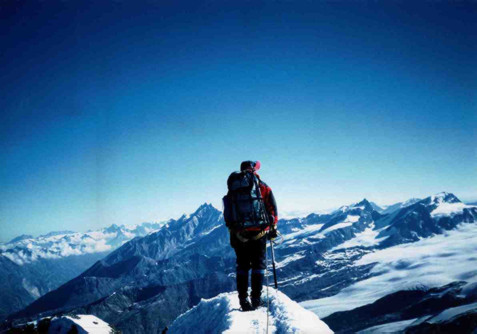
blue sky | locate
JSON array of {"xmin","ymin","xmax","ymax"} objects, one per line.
[{"xmin": 1, "ymin": 1, "xmax": 476, "ymax": 241}]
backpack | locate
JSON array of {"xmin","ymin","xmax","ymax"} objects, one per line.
[{"xmin": 222, "ymin": 171, "xmax": 267, "ymax": 230}]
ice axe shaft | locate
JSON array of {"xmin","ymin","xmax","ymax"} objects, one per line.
[{"xmin": 269, "ymin": 238, "xmax": 278, "ymax": 289}]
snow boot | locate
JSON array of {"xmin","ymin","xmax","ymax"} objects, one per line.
[
  {"xmin": 239, "ymin": 297, "xmax": 254, "ymax": 312},
  {"xmin": 251, "ymin": 297, "xmax": 265, "ymax": 309},
  {"xmin": 251, "ymin": 271, "xmax": 265, "ymax": 309}
]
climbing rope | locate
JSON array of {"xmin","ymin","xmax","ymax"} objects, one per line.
[
  {"xmin": 265, "ymin": 234, "xmax": 282, "ymax": 333},
  {"xmin": 266, "ymin": 239, "xmax": 270, "ymax": 334},
  {"xmin": 265, "ymin": 231, "xmax": 285, "ymax": 334}
]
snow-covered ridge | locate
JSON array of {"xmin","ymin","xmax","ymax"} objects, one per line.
[
  {"xmin": 49, "ymin": 314, "xmax": 113, "ymax": 334},
  {"xmin": 280, "ymin": 200, "xmax": 373, "ymax": 250},
  {"xmin": 323, "ymin": 214, "xmax": 360, "ymax": 233},
  {"xmin": 170, "ymin": 290, "xmax": 333, "ymax": 334},
  {"xmin": 18, "ymin": 314, "xmax": 113, "ymax": 334},
  {"xmin": 333, "ymin": 199, "xmax": 369, "ymax": 214},
  {"xmin": 0, "ymin": 222, "xmax": 164, "ymax": 265},
  {"xmin": 431, "ymin": 201, "xmax": 474, "ymax": 217}
]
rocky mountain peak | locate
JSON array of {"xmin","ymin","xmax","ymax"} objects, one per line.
[
  {"xmin": 194, "ymin": 202, "xmax": 218, "ymax": 214},
  {"xmin": 352, "ymin": 198, "xmax": 374, "ymax": 212},
  {"xmin": 430, "ymin": 192, "xmax": 460, "ymax": 204},
  {"xmin": 103, "ymin": 224, "xmax": 123, "ymax": 234}
]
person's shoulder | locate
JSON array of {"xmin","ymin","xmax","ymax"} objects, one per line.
[{"xmin": 259, "ymin": 179, "xmax": 271, "ymax": 189}]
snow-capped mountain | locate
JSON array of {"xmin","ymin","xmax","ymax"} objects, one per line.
[
  {"xmin": 0, "ymin": 223, "xmax": 163, "ymax": 265},
  {"xmin": 6, "ymin": 198, "xmax": 379, "ymax": 332},
  {"xmin": 376, "ymin": 192, "xmax": 477, "ymax": 247},
  {"xmin": 302, "ymin": 221, "xmax": 477, "ymax": 315},
  {"xmin": 0, "ymin": 221, "xmax": 164, "ymax": 320},
  {"xmin": 300, "ymin": 193, "xmax": 477, "ymax": 332},
  {"xmin": 169, "ymin": 289, "xmax": 333, "ymax": 333},
  {"xmin": 5, "ymin": 192, "xmax": 477, "ymax": 333},
  {"xmin": 8, "ymin": 203, "xmax": 233, "ymax": 332},
  {"xmin": 102, "ymin": 203, "xmax": 224, "ymax": 265}
]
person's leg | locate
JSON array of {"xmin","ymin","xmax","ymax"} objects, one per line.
[
  {"xmin": 232, "ymin": 234, "xmax": 253, "ymax": 311},
  {"xmin": 250, "ymin": 236, "xmax": 267, "ymax": 308}
]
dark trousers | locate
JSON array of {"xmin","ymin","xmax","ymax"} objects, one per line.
[{"xmin": 231, "ymin": 233, "xmax": 266, "ymax": 300}]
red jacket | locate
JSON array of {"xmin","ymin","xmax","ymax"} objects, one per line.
[{"xmin": 256, "ymin": 174, "xmax": 278, "ymax": 227}]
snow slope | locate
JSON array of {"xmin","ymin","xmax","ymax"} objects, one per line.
[
  {"xmin": 301, "ymin": 221, "xmax": 477, "ymax": 318},
  {"xmin": 48, "ymin": 314, "xmax": 113, "ymax": 334},
  {"xmin": 431, "ymin": 201, "xmax": 474, "ymax": 217},
  {"xmin": 170, "ymin": 289, "xmax": 333, "ymax": 334}
]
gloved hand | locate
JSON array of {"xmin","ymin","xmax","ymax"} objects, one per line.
[
  {"xmin": 268, "ymin": 214, "xmax": 275, "ymax": 224},
  {"xmin": 268, "ymin": 226, "xmax": 278, "ymax": 240}
]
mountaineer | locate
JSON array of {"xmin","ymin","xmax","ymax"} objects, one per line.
[{"xmin": 223, "ymin": 160, "xmax": 278, "ymax": 311}]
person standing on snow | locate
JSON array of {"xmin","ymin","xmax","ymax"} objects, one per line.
[{"xmin": 223, "ymin": 160, "xmax": 278, "ymax": 311}]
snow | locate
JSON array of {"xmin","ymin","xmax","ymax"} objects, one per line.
[
  {"xmin": 170, "ymin": 289, "xmax": 333, "ymax": 334},
  {"xmin": 301, "ymin": 222, "xmax": 477, "ymax": 318},
  {"xmin": 356, "ymin": 318, "xmax": 418, "ymax": 333},
  {"xmin": 283, "ymin": 224, "xmax": 325, "ymax": 240},
  {"xmin": 431, "ymin": 192, "xmax": 450, "ymax": 203},
  {"xmin": 331, "ymin": 224, "xmax": 386, "ymax": 250},
  {"xmin": 22, "ymin": 278, "xmax": 41, "ymax": 299},
  {"xmin": 200, "ymin": 224, "xmax": 222, "ymax": 237},
  {"xmin": 334, "ymin": 206, "xmax": 350, "ymax": 213},
  {"xmin": 49, "ymin": 314, "xmax": 112, "ymax": 334},
  {"xmin": 281, "ymin": 214, "xmax": 363, "ymax": 249},
  {"xmin": 322, "ymin": 215, "xmax": 360, "ymax": 233},
  {"xmin": 431, "ymin": 202, "xmax": 473, "ymax": 217},
  {"xmin": 0, "ymin": 222, "xmax": 163, "ymax": 265},
  {"xmin": 276, "ymin": 252, "xmax": 306, "ymax": 269}
]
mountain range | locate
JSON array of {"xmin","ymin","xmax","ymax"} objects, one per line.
[
  {"xmin": 2, "ymin": 192, "xmax": 477, "ymax": 333},
  {"xmin": 0, "ymin": 222, "xmax": 164, "ymax": 319}
]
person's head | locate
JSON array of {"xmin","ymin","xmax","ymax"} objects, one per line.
[{"xmin": 240, "ymin": 160, "xmax": 261, "ymax": 172}]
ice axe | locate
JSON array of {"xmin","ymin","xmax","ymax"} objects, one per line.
[{"xmin": 267, "ymin": 227, "xmax": 278, "ymax": 289}]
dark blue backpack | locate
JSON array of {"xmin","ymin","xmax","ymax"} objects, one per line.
[{"xmin": 223, "ymin": 171, "xmax": 267, "ymax": 230}]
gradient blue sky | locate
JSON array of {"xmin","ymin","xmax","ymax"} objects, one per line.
[{"xmin": 1, "ymin": 1, "xmax": 476, "ymax": 241}]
